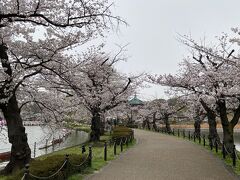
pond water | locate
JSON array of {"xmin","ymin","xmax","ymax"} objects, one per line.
[
  {"xmin": 0, "ymin": 126, "xmax": 89, "ymax": 168},
  {"xmin": 181, "ymin": 128, "xmax": 240, "ymax": 151}
]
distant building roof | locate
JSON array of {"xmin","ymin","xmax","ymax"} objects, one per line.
[{"xmin": 129, "ymin": 94, "xmax": 144, "ymax": 106}]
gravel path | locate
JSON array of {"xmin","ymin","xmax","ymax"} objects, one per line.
[{"xmin": 86, "ymin": 129, "xmax": 239, "ymax": 180}]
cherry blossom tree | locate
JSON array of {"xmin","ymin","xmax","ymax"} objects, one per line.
[
  {"xmin": 183, "ymin": 95, "xmax": 206, "ymax": 138},
  {"xmin": 150, "ymin": 34, "xmax": 240, "ymax": 154},
  {"xmin": 155, "ymin": 98, "xmax": 185, "ymax": 133},
  {"xmin": 19, "ymin": 85, "xmax": 82, "ymax": 127},
  {"xmin": 150, "ymin": 66, "xmax": 221, "ymax": 144},
  {"xmin": 181, "ymin": 34, "xmax": 240, "ymax": 154},
  {"xmin": 138, "ymin": 98, "xmax": 185, "ymax": 132},
  {"xmin": 106, "ymin": 103, "xmax": 132, "ymax": 127},
  {"xmin": 138, "ymin": 102, "xmax": 155, "ymax": 130},
  {"xmin": 0, "ymin": 0, "xmax": 123, "ymax": 173},
  {"xmin": 45, "ymin": 47, "xmax": 138, "ymax": 141}
]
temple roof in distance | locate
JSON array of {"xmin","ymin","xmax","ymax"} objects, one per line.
[{"xmin": 129, "ymin": 94, "xmax": 144, "ymax": 106}]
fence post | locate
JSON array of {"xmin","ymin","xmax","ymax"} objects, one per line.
[
  {"xmin": 121, "ymin": 138, "xmax": 123, "ymax": 152},
  {"xmin": 65, "ymin": 154, "xmax": 69, "ymax": 177},
  {"xmin": 129, "ymin": 135, "xmax": 132, "ymax": 143},
  {"xmin": 104, "ymin": 142, "xmax": 107, "ymax": 161},
  {"xmin": 45, "ymin": 139, "xmax": 48, "ymax": 154},
  {"xmin": 193, "ymin": 134, "xmax": 196, "ymax": 142},
  {"xmin": 222, "ymin": 141, "xmax": 226, "ymax": 159},
  {"xmin": 89, "ymin": 146, "xmax": 92, "ymax": 167},
  {"xmin": 183, "ymin": 130, "xmax": 185, "ymax": 138},
  {"xmin": 209, "ymin": 137, "xmax": 213, "ymax": 150},
  {"xmin": 109, "ymin": 139, "xmax": 112, "ymax": 147},
  {"xmin": 114, "ymin": 140, "xmax": 117, "ymax": 155},
  {"xmin": 203, "ymin": 135, "xmax": 206, "ymax": 147},
  {"xmin": 198, "ymin": 135, "xmax": 201, "ymax": 144},
  {"xmin": 178, "ymin": 129, "xmax": 180, "ymax": 137},
  {"xmin": 232, "ymin": 145, "xmax": 236, "ymax": 167},
  {"xmin": 82, "ymin": 145, "xmax": 86, "ymax": 154},
  {"xmin": 52, "ymin": 138, "xmax": 55, "ymax": 152},
  {"xmin": 188, "ymin": 131, "xmax": 190, "ymax": 140},
  {"xmin": 24, "ymin": 164, "xmax": 30, "ymax": 180},
  {"xmin": 34, "ymin": 142, "xmax": 36, "ymax": 158},
  {"xmin": 215, "ymin": 141, "xmax": 218, "ymax": 153},
  {"xmin": 59, "ymin": 135, "xmax": 61, "ymax": 146}
]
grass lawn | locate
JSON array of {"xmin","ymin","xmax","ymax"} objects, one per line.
[
  {"xmin": 32, "ymin": 131, "xmax": 135, "ymax": 180},
  {"xmin": 64, "ymin": 122, "xmax": 91, "ymax": 133},
  {"xmin": 0, "ymin": 128, "xmax": 136, "ymax": 180},
  {"xmin": 68, "ymin": 138, "xmax": 136, "ymax": 180}
]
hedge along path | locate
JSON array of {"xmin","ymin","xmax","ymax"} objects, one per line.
[{"xmin": 86, "ymin": 129, "xmax": 238, "ymax": 180}]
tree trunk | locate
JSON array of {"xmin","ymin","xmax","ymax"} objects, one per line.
[
  {"xmin": 100, "ymin": 120, "xmax": 105, "ymax": 136},
  {"xmin": 207, "ymin": 113, "xmax": 221, "ymax": 146},
  {"xmin": 142, "ymin": 118, "xmax": 150, "ymax": 130},
  {"xmin": 222, "ymin": 124, "xmax": 234, "ymax": 155},
  {"xmin": 90, "ymin": 111, "xmax": 101, "ymax": 141},
  {"xmin": 152, "ymin": 112, "xmax": 158, "ymax": 131},
  {"xmin": 193, "ymin": 107, "xmax": 202, "ymax": 138},
  {"xmin": 221, "ymin": 101, "xmax": 240, "ymax": 156},
  {"xmin": 152, "ymin": 123, "xmax": 157, "ymax": 131},
  {"xmin": 164, "ymin": 115, "xmax": 171, "ymax": 133},
  {"xmin": 1, "ymin": 94, "xmax": 31, "ymax": 174},
  {"xmin": 0, "ymin": 43, "xmax": 31, "ymax": 174},
  {"xmin": 217, "ymin": 99, "xmax": 235, "ymax": 155},
  {"xmin": 100, "ymin": 114, "xmax": 105, "ymax": 136},
  {"xmin": 126, "ymin": 114, "xmax": 132, "ymax": 126},
  {"xmin": 194, "ymin": 119, "xmax": 201, "ymax": 138},
  {"xmin": 146, "ymin": 120, "xmax": 150, "ymax": 130},
  {"xmin": 200, "ymin": 99, "xmax": 220, "ymax": 146},
  {"xmin": 142, "ymin": 120, "xmax": 146, "ymax": 129}
]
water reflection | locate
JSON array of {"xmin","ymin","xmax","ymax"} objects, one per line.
[
  {"xmin": 0, "ymin": 126, "xmax": 89, "ymax": 157},
  {"xmin": 183, "ymin": 128, "xmax": 240, "ymax": 151}
]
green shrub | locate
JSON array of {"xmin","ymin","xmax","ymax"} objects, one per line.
[
  {"xmin": 9, "ymin": 154, "xmax": 88, "ymax": 180},
  {"xmin": 63, "ymin": 122, "xmax": 91, "ymax": 133},
  {"xmin": 171, "ymin": 119, "xmax": 177, "ymax": 125},
  {"xmin": 112, "ymin": 126, "xmax": 133, "ymax": 144},
  {"xmin": 75, "ymin": 127, "xmax": 91, "ymax": 133},
  {"xmin": 126, "ymin": 124, "xmax": 138, "ymax": 128}
]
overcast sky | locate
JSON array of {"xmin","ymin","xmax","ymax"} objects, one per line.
[{"xmin": 102, "ymin": 0, "xmax": 240, "ymax": 100}]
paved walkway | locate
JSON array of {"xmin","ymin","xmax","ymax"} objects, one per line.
[{"xmin": 86, "ymin": 129, "xmax": 239, "ymax": 180}]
